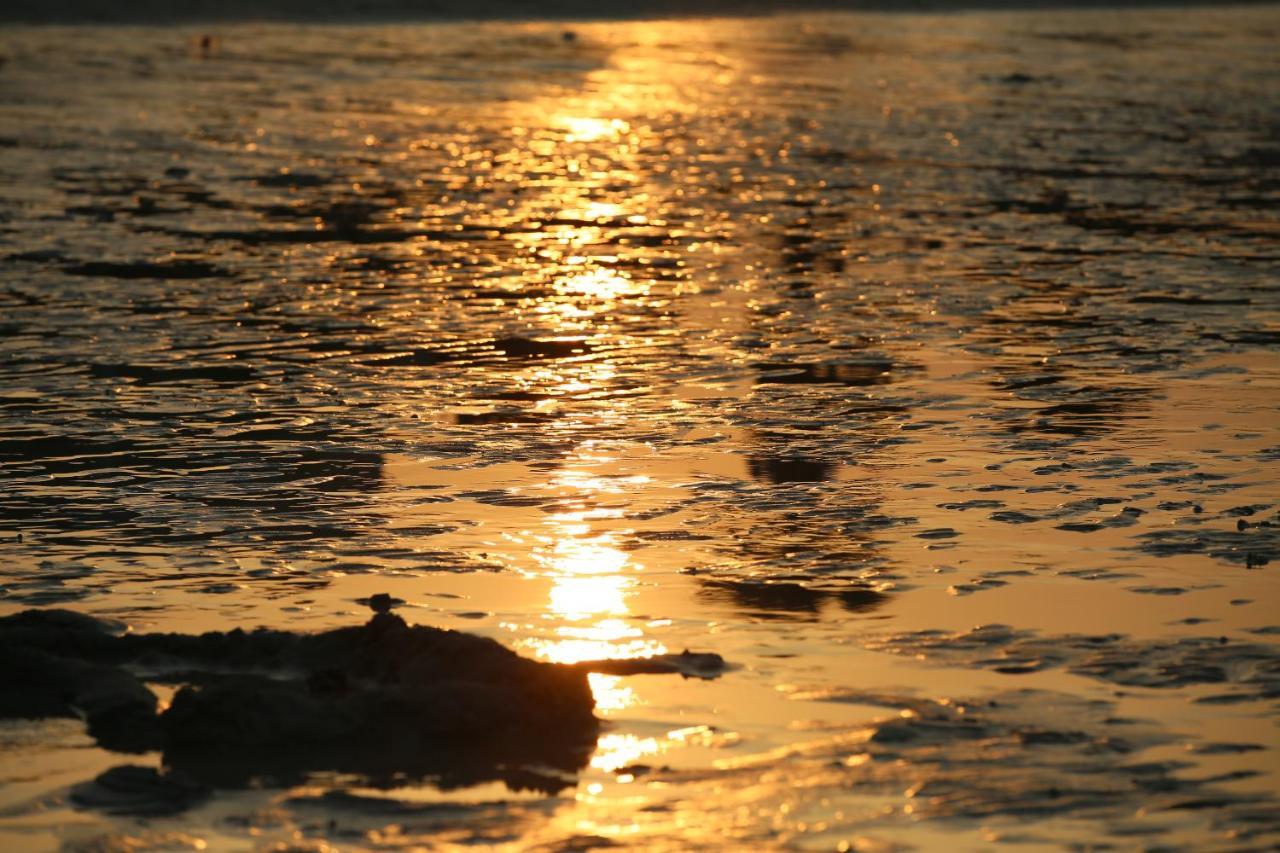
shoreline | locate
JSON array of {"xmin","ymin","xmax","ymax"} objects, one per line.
[{"xmin": 2, "ymin": 0, "xmax": 1277, "ymax": 26}]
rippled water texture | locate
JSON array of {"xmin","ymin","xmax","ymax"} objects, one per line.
[{"xmin": 1, "ymin": 6, "xmax": 1278, "ymax": 851}]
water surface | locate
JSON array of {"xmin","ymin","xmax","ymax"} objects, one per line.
[{"xmin": 1, "ymin": 7, "xmax": 1278, "ymax": 850}]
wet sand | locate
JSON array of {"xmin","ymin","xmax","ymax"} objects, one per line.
[{"xmin": 0, "ymin": 5, "xmax": 1278, "ymax": 851}]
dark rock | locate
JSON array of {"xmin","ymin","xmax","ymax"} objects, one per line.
[
  {"xmin": 0, "ymin": 607, "xmax": 597, "ymax": 772},
  {"xmin": 0, "ymin": 645, "xmax": 160, "ymax": 753},
  {"xmin": 0, "ymin": 611, "xmax": 159, "ymax": 752},
  {"xmin": 0, "ymin": 604, "xmax": 710, "ymax": 801}
]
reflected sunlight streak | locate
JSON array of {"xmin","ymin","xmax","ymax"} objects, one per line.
[
  {"xmin": 533, "ymin": 618, "xmax": 666, "ymax": 665},
  {"xmin": 556, "ymin": 268, "xmax": 646, "ymax": 302},
  {"xmin": 590, "ymin": 732, "xmax": 663, "ymax": 773},
  {"xmin": 526, "ymin": 511, "xmax": 665, "ymax": 705},
  {"xmin": 586, "ymin": 674, "xmax": 636, "ymax": 714},
  {"xmin": 558, "ymin": 116, "xmax": 631, "ymax": 143},
  {"xmin": 549, "ymin": 574, "xmax": 630, "ymax": 618}
]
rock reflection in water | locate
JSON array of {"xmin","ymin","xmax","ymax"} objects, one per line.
[{"xmin": 162, "ymin": 734, "xmax": 590, "ymax": 796}]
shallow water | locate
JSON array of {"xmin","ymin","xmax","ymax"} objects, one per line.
[{"xmin": 0, "ymin": 6, "xmax": 1278, "ymax": 851}]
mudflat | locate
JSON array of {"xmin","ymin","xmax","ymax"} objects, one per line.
[{"xmin": 0, "ymin": 6, "xmax": 1277, "ymax": 850}]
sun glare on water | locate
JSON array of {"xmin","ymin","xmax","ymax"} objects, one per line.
[{"xmin": 558, "ymin": 116, "xmax": 631, "ymax": 143}]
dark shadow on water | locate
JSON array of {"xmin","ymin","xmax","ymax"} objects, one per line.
[
  {"xmin": 72, "ymin": 735, "xmax": 589, "ymax": 817},
  {"xmin": 164, "ymin": 731, "xmax": 592, "ymax": 795},
  {"xmin": 747, "ymin": 455, "xmax": 836, "ymax": 484},
  {"xmin": 753, "ymin": 361, "xmax": 896, "ymax": 388},
  {"xmin": 698, "ymin": 579, "xmax": 888, "ymax": 620}
]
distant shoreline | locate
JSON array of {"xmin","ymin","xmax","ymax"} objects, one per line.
[{"xmin": 2, "ymin": 0, "xmax": 1276, "ymax": 25}]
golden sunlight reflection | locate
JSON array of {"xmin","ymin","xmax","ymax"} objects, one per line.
[
  {"xmin": 590, "ymin": 733, "xmax": 662, "ymax": 773},
  {"xmin": 521, "ymin": 509, "xmax": 665, "ymax": 714},
  {"xmin": 551, "ymin": 469, "xmax": 650, "ymax": 496},
  {"xmin": 573, "ymin": 201, "xmax": 627, "ymax": 222},
  {"xmin": 558, "ymin": 116, "xmax": 631, "ymax": 143},
  {"xmin": 555, "ymin": 268, "xmax": 646, "ymax": 302},
  {"xmin": 538, "ymin": 618, "xmax": 666, "ymax": 665},
  {"xmin": 496, "ymin": 46, "xmax": 689, "ymax": 713},
  {"xmin": 549, "ymin": 575, "xmax": 629, "ymax": 618},
  {"xmin": 586, "ymin": 674, "xmax": 635, "ymax": 714},
  {"xmin": 523, "ymin": 359, "xmax": 619, "ymax": 397},
  {"xmin": 542, "ymin": 530, "xmax": 630, "ymax": 577},
  {"xmin": 587, "ymin": 725, "xmax": 734, "ymax": 775}
]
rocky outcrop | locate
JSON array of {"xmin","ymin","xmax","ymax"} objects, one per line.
[{"xmin": 0, "ymin": 607, "xmax": 601, "ymax": 793}]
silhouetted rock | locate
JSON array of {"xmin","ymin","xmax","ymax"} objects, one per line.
[
  {"xmin": 0, "ymin": 606, "xmax": 599, "ymax": 782},
  {"xmin": 158, "ymin": 611, "xmax": 600, "ymax": 749},
  {"xmin": 0, "ymin": 610, "xmax": 160, "ymax": 752},
  {"xmin": 0, "ymin": 604, "xmax": 725, "ymax": 801}
]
